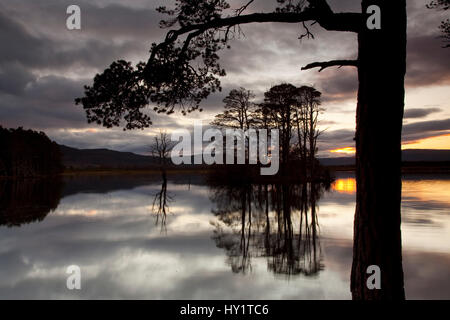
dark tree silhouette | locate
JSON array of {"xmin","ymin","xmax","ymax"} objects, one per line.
[
  {"xmin": 0, "ymin": 126, "xmax": 62, "ymax": 177},
  {"xmin": 427, "ymin": 0, "xmax": 450, "ymax": 47},
  {"xmin": 211, "ymin": 87, "xmax": 256, "ymax": 130},
  {"xmin": 150, "ymin": 130, "xmax": 175, "ymax": 170},
  {"xmin": 299, "ymin": 86, "xmax": 322, "ymax": 177},
  {"xmin": 76, "ymin": 0, "xmax": 407, "ymax": 299},
  {"xmin": 262, "ymin": 84, "xmax": 297, "ymax": 168}
]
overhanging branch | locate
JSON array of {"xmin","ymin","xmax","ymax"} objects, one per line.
[
  {"xmin": 145, "ymin": 9, "xmax": 362, "ymax": 73},
  {"xmin": 301, "ymin": 59, "xmax": 358, "ymax": 72}
]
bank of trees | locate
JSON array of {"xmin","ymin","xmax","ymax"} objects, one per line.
[
  {"xmin": 211, "ymin": 84, "xmax": 323, "ymax": 178},
  {"xmin": 0, "ymin": 127, "xmax": 62, "ymax": 177}
]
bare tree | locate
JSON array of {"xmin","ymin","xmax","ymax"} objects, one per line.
[{"xmin": 150, "ymin": 130, "xmax": 174, "ymax": 169}]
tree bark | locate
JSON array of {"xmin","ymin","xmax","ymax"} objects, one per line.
[{"xmin": 351, "ymin": 0, "xmax": 407, "ymax": 300}]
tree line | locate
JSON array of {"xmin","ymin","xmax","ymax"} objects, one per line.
[{"xmin": 0, "ymin": 127, "xmax": 62, "ymax": 177}]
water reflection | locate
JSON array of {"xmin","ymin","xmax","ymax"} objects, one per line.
[
  {"xmin": 150, "ymin": 173, "xmax": 174, "ymax": 232},
  {"xmin": 0, "ymin": 173, "xmax": 448, "ymax": 299},
  {"xmin": 210, "ymin": 181, "xmax": 327, "ymax": 277},
  {"xmin": 331, "ymin": 178, "xmax": 356, "ymax": 194},
  {"xmin": 0, "ymin": 178, "xmax": 62, "ymax": 227}
]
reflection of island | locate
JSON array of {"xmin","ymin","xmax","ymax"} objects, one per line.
[
  {"xmin": 209, "ymin": 180, "xmax": 327, "ymax": 277},
  {"xmin": 0, "ymin": 178, "xmax": 62, "ymax": 227}
]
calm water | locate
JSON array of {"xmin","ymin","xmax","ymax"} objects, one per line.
[{"xmin": 0, "ymin": 172, "xmax": 449, "ymax": 299}]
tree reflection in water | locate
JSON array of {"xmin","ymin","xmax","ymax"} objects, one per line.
[
  {"xmin": 209, "ymin": 180, "xmax": 328, "ymax": 278},
  {"xmin": 150, "ymin": 172, "xmax": 174, "ymax": 233},
  {"xmin": 0, "ymin": 178, "xmax": 62, "ymax": 227}
]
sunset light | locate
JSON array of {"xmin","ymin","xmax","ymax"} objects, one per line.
[
  {"xmin": 330, "ymin": 147, "xmax": 356, "ymax": 155},
  {"xmin": 402, "ymin": 134, "xmax": 450, "ymax": 150}
]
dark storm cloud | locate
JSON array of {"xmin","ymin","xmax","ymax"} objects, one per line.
[
  {"xmin": 0, "ymin": 9, "xmax": 147, "ymax": 73},
  {"xmin": 404, "ymin": 107, "xmax": 442, "ymax": 119},
  {"xmin": 314, "ymin": 67, "xmax": 358, "ymax": 102},
  {"xmin": 0, "ymin": 62, "xmax": 34, "ymax": 95},
  {"xmin": 0, "ymin": 75, "xmax": 88, "ymax": 129},
  {"xmin": 406, "ymin": 35, "xmax": 450, "ymax": 88},
  {"xmin": 402, "ymin": 118, "xmax": 450, "ymax": 141}
]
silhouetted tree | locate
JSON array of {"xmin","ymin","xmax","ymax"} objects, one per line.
[
  {"xmin": 262, "ymin": 84, "xmax": 296, "ymax": 168},
  {"xmin": 299, "ymin": 85, "xmax": 322, "ymax": 177},
  {"xmin": 0, "ymin": 126, "xmax": 62, "ymax": 177},
  {"xmin": 150, "ymin": 130, "xmax": 175, "ymax": 176},
  {"xmin": 76, "ymin": 0, "xmax": 407, "ymax": 299},
  {"xmin": 255, "ymin": 84, "xmax": 322, "ymax": 177},
  {"xmin": 211, "ymin": 87, "xmax": 256, "ymax": 130}
]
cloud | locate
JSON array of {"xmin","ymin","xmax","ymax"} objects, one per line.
[
  {"xmin": 404, "ymin": 107, "xmax": 442, "ymax": 119},
  {"xmin": 313, "ymin": 67, "xmax": 358, "ymax": 102},
  {"xmin": 0, "ymin": 62, "xmax": 35, "ymax": 94},
  {"xmin": 316, "ymin": 118, "xmax": 450, "ymax": 155},
  {"xmin": 402, "ymin": 118, "xmax": 450, "ymax": 141},
  {"xmin": 405, "ymin": 35, "xmax": 450, "ymax": 88},
  {"xmin": 317, "ymin": 128, "xmax": 355, "ymax": 155},
  {"xmin": 0, "ymin": 75, "xmax": 88, "ymax": 129}
]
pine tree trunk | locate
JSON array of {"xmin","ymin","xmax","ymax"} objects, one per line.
[{"xmin": 351, "ymin": 0, "xmax": 407, "ymax": 300}]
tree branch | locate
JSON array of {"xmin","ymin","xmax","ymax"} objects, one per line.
[
  {"xmin": 301, "ymin": 59, "xmax": 358, "ymax": 72},
  {"xmin": 145, "ymin": 9, "xmax": 362, "ymax": 73}
]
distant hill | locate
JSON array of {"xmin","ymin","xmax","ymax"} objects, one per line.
[
  {"xmin": 319, "ymin": 149, "xmax": 450, "ymax": 166},
  {"xmin": 60, "ymin": 145, "xmax": 159, "ymax": 169},
  {"xmin": 60, "ymin": 144, "xmax": 450, "ymax": 170}
]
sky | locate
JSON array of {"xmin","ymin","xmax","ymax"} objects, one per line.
[{"xmin": 0, "ymin": 0, "xmax": 449, "ymax": 157}]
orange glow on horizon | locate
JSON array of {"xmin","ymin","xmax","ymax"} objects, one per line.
[
  {"xmin": 328, "ymin": 133, "xmax": 450, "ymax": 155},
  {"xmin": 402, "ymin": 133, "xmax": 450, "ymax": 150},
  {"xmin": 330, "ymin": 147, "xmax": 356, "ymax": 155}
]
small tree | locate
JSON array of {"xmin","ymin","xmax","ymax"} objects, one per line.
[{"xmin": 150, "ymin": 130, "xmax": 174, "ymax": 171}]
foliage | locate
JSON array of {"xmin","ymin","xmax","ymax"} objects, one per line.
[
  {"xmin": 0, "ymin": 126, "xmax": 62, "ymax": 177},
  {"xmin": 75, "ymin": 1, "xmax": 316, "ymax": 130},
  {"xmin": 211, "ymin": 87, "xmax": 257, "ymax": 130},
  {"xmin": 211, "ymin": 83, "xmax": 323, "ymax": 176},
  {"xmin": 427, "ymin": 0, "xmax": 450, "ymax": 47}
]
